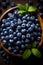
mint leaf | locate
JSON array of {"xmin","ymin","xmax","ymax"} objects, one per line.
[
  {"xmin": 25, "ymin": 3, "xmax": 29, "ymax": 11},
  {"xmin": 32, "ymin": 42, "xmax": 37, "ymax": 48},
  {"xmin": 18, "ymin": 10, "xmax": 26, "ymax": 14},
  {"xmin": 32, "ymin": 48, "xmax": 41, "ymax": 58},
  {"xmin": 18, "ymin": 4, "xmax": 26, "ymax": 10},
  {"xmin": 18, "ymin": 4, "xmax": 23, "ymax": 10},
  {"xmin": 23, "ymin": 49, "xmax": 31, "ymax": 59},
  {"xmin": 28, "ymin": 6, "xmax": 37, "ymax": 12}
]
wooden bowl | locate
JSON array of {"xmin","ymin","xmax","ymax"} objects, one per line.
[{"xmin": 0, "ymin": 6, "xmax": 43, "ymax": 57}]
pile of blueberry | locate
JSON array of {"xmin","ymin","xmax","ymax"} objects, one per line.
[
  {"xmin": 0, "ymin": 8, "xmax": 42, "ymax": 56},
  {"xmin": 37, "ymin": 0, "xmax": 43, "ymax": 18},
  {"xmin": 0, "ymin": 46, "xmax": 11, "ymax": 63},
  {"xmin": 0, "ymin": 0, "xmax": 16, "ymax": 15}
]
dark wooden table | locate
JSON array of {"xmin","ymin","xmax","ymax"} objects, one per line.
[{"xmin": 0, "ymin": 0, "xmax": 43, "ymax": 65}]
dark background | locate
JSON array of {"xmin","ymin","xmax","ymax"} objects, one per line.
[{"xmin": 0, "ymin": 0, "xmax": 43, "ymax": 65}]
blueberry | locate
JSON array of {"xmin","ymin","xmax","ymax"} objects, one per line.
[
  {"xmin": 25, "ymin": 39, "xmax": 30, "ymax": 43},
  {"xmin": 10, "ymin": 21, "xmax": 14, "ymax": 23},
  {"xmin": 22, "ymin": 35, "xmax": 25, "ymax": 40},
  {"xmin": 1, "ymin": 2, "xmax": 7, "ymax": 8},
  {"xmin": 21, "ymin": 29, "xmax": 26, "ymax": 34},
  {"xmin": 3, "ymin": 28, "xmax": 6, "ymax": 32},
  {"xmin": 8, "ymin": 47, "xmax": 12, "ymax": 52},
  {"xmin": 30, "ymin": 16, "xmax": 35, "ymax": 21},
  {"xmin": 2, "ymin": 19, "xmax": 7, "ymax": 24},
  {"xmin": 17, "ymin": 25, "xmax": 21, "ymax": 30},
  {"xmin": 4, "ymin": 30, "xmax": 8, "ymax": 35},
  {"xmin": 37, "ymin": 32, "xmax": 41, "ymax": 36},
  {"xmin": 13, "ymin": 32, "xmax": 16, "ymax": 36},
  {"xmin": 38, "ymin": 6, "xmax": 43, "ymax": 12},
  {"xmin": 37, "ymin": 27, "xmax": 41, "ymax": 32},
  {"xmin": 35, "ymin": 26, "xmax": 38, "ymax": 30},
  {"xmin": 26, "ymin": 22, "xmax": 30, "ymax": 28},
  {"xmin": 31, "ymin": 23, "xmax": 35, "ymax": 28},
  {"xmin": 21, "ymin": 23, "xmax": 26, "ymax": 28},
  {"xmin": 22, "ymin": 16, "xmax": 26, "ymax": 20},
  {"xmin": 35, "ymin": 19, "xmax": 39, "ymax": 23},
  {"xmin": 16, "ymin": 41, "xmax": 21, "ymax": 45},
  {"xmin": 10, "ymin": 23, "xmax": 15, "ymax": 28},
  {"xmin": 1, "ymin": 24, "xmax": 5, "ymax": 28},
  {"xmin": 13, "ymin": 37, "xmax": 17, "ymax": 41},
  {"xmin": 22, "ymin": 20, "xmax": 27, "ymax": 23},
  {"xmin": 33, "ymin": 32, "xmax": 37, "ymax": 36},
  {"xmin": 1, "ymin": 53, "xmax": 6, "ymax": 57},
  {"xmin": 8, "ymin": 13, "xmax": 13, "ymax": 17},
  {"xmin": 10, "ymin": 2, "xmax": 16, "ymax": 7},
  {"xmin": 5, "ymin": 35, "xmax": 9, "ymax": 40},
  {"xmin": 31, "ymin": 37, "xmax": 34, "ymax": 41},
  {"xmin": 0, "ymin": 32, "xmax": 4, "ymax": 36},
  {"xmin": 36, "ymin": 23, "xmax": 40, "ymax": 27},
  {"xmin": 26, "ymin": 33, "xmax": 31, "ymax": 39},
  {"xmin": 18, "ymin": 14, "xmax": 23, "ymax": 18},
  {"xmin": 2, "ymin": 40, "xmax": 7, "ymax": 45},
  {"xmin": 37, "ymin": 36, "xmax": 41, "ymax": 41},
  {"xmin": 25, "ymin": 14, "xmax": 29, "ymax": 18},
  {"xmin": 9, "ymin": 34, "xmax": 13, "ymax": 39},
  {"xmin": 5, "ymin": 22, "xmax": 10, "ymax": 27},
  {"xmin": 28, "ymin": 27, "xmax": 33, "ymax": 32},
  {"xmin": 9, "ymin": 29, "xmax": 13, "ymax": 34},
  {"xmin": 0, "ymin": 50, "xmax": 4, "ymax": 54},
  {"xmin": 9, "ymin": 39, "xmax": 13, "ymax": 43},
  {"xmin": 17, "ymin": 32, "xmax": 22, "ymax": 38},
  {"xmin": 21, "ymin": 40, "xmax": 24, "ymax": 44},
  {"xmin": 16, "ymin": 29, "xmax": 19, "ymax": 33},
  {"xmin": 29, "ymin": 0, "xmax": 33, "ymax": 5},
  {"xmin": 21, "ymin": 44, "xmax": 25, "ymax": 49},
  {"xmin": 6, "ymin": 0, "xmax": 10, "ymax": 4},
  {"xmin": 13, "ymin": 18, "xmax": 17, "ymax": 22},
  {"xmin": 28, "ymin": 21, "xmax": 32, "ymax": 25},
  {"xmin": 6, "ymin": 27, "xmax": 10, "ymax": 31},
  {"xmin": 39, "ymin": 12, "xmax": 43, "ymax": 18},
  {"xmin": 1, "ymin": 36, "xmax": 5, "ymax": 40},
  {"xmin": 13, "ymin": 49, "xmax": 18, "ymax": 54},
  {"xmin": 17, "ymin": 19, "xmax": 22, "ymax": 25},
  {"xmin": 26, "ymin": 16, "xmax": 30, "ymax": 21}
]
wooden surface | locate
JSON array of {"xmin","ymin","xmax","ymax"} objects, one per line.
[{"xmin": 0, "ymin": 0, "xmax": 43, "ymax": 65}]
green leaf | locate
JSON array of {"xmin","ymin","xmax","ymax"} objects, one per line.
[
  {"xmin": 18, "ymin": 4, "xmax": 26, "ymax": 10},
  {"xmin": 28, "ymin": 6, "xmax": 37, "ymax": 12},
  {"xmin": 25, "ymin": 3, "xmax": 29, "ymax": 11},
  {"xmin": 32, "ymin": 42, "xmax": 37, "ymax": 48},
  {"xmin": 23, "ymin": 49, "xmax": 31, "ymax": 59},
  {"xmin": 18, "ymin": 10, "xmax": 26, "ymax": 14},
  {"xmin": 18, "ymin": 4, "xmax": 23, "ymax": 10},
  {"xmin": 32, "ymin": 48, "xmax": 41, "ymax": 58}
]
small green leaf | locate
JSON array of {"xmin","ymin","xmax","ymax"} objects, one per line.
[
  {"xmin": 32, "ymin": 48, "xmax": 41, "ymax": 58},
  {"xmin": 32, "ymin": 42, "xmax": 37, "ymax": 48},
  {"xmin": 23, "ymin": 49, "xmax": 31, "ymax": 59},
  {"xmin": 18, "ymin": 4, "xmax": 26, "ymax": 11},
  {"xmin": 18, "ymin": 10, "xmax": 26, "ymax": 14},
  {"xmin": 25, "ymin": 3, "xmax": 29, "ymax": 11},
  {"xmin": 28, "ymin": 6, "xmax": 37, "ymax": 12},
  {"xmin": 18, "ymin": 4, "xmax": 23, "ymax": 10}
]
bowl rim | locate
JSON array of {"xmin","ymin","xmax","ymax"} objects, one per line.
[{"xmin": 0, "ymin": 6, "xmax": 43, "ymax": 57}]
